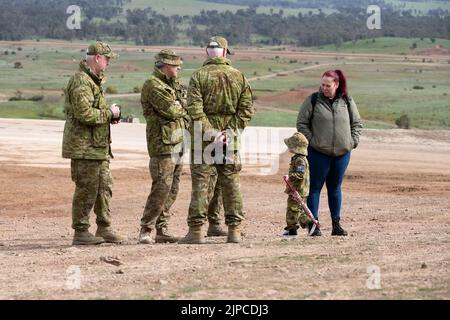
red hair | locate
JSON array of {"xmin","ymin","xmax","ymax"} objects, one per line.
[{"xmin": 322, "ymin": 69, "xmax": 348, "ymax": 98}]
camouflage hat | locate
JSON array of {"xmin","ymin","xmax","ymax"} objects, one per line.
[
  {"xmin": 86, "ymin": 41, "xmax": 118, "ymax": 59},
  {"xmin": 155, "ymin": 49, "xmax": 183, "ymax": 66},
  {"xmin": 284, "ymin": 132, "xmax": 309, "ymax": 155},
  {"xmin": 207, "ymin": 36, "xmax": 234, "ymax": 55}
]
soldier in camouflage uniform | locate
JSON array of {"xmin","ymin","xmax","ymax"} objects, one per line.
[
  {"xmin": 283, "ymin": 132, "xmax": 313, "ymax": 237},
  {"xmin": 62, "ymin": 41, "xmax": 125, "ymax": 245},
  {"xmin": 139, "ymin": 49, "xmax": 189, "ymax": 244},
  {"xmin": 179, "ymin": 36, "xmax": 254, "ymax": 244}
]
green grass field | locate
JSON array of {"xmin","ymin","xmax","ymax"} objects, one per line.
[
  {"xmin": 122, "ymin": 0, "xmax": 336, "ymax": 17},
  {"xmin": 1, "ymin": 38, "xmax": 449, "ymax": 129},
  {"xmin": 316, "ymin": 37, "xmax": 450, "ymax": 54}
]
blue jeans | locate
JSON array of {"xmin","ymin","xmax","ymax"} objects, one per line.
[{"xmin": 306, "ymin": 147, "xmax": 351, "ymax": 221}]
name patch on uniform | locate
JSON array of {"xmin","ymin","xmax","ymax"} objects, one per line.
[{"xmin": 297, "ymin": 165, "xmax": 305, "ymax": 173}]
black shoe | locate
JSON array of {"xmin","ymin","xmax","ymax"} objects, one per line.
[
  {"xmin": 331, "ymin": 219, "xmax": 348, "ymax": 236},
  {"xmin": 308, "ymin": 222, "xmax": 322, "ymax": 236},
  {"xmin": 282, "ymin": 228, "xmax": 298, "ymax": 237}
]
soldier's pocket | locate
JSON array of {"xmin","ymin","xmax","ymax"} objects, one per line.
[
  {"xmin": 91, "ymin": 125, "xmax": 109, "ymax": 147},
  {"xmin": 161, "ymin": 121, "xmax": 183, "ymax": 145}
]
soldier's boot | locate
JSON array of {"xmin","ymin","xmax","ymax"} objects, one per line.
[
  {"xmin": 155, "ymin": 227, "xmax": 180, "ymax": 243},
  {"xmin": 95, "ymin": 226, "xmax": 126, "ymax": 243},
  {"xmin": 138, "ymin": 226, "xmax": 153, "ymax": 244},
  {"xmin": 178, "ymin": 225, "xmax": 205, "ymax": 244},
  {"xmin": 207, "ymin": 223, "xmax": 228, "ymax": 237},
  {"xmin": 308, "ymin": 221, "xmax": 322, "ymax": 236},
  {"xmin": 227, "ymin": 225, "xmax": 242, "ymax": 244},
  {"xmin": 72, "ymin": 230, "xmax": 105, "ymax": 246},
  {"xmin": 331, "ymin": 219, "xmax": 348, "ymax": 236}
]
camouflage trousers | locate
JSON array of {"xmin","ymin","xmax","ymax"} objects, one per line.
[
  {"xmin": 71, "ymin": 159, "xmax": 112, "ymax": 231},
  {"xmin": 141, "ymin": 155, "xmax": 182, "ymax": 230},
  {"xmin": 285, "ymin": 195, "xmax": 311, "ymax": 230},
  {"xmin": 188, "ymin": 153, "xmax": 244, "ymax": 227},
  {"xmin": 207, "ymin": 167, "xmax": 223, "ymax": 224}
]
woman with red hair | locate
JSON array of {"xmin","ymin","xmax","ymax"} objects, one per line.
[{"xmin": 296, "ymin": 69, "xmax": 363, "ymax": 236}]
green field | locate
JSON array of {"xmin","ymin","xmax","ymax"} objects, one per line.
[
  {"xmin": 122, "ymin": 0, "xmax": 336, "ymax": 17},
  {"xmin": 316, "ymin": 37, "xmax": 450, "ymax": 54},
  {"xmin": 1, "ymin": 38, "xmax": 449, "ymax": 129}
]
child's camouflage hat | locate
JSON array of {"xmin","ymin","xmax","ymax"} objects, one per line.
[{"xmin": 284, "ymin": 132, "xmax": 309, "ymax": 155}]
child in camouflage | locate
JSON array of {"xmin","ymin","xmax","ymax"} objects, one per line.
[{"xmin": 283, "ymin": 132, "xmax": 314, "ymax": 237}]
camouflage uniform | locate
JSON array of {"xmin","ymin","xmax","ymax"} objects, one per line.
[
  {"xmin": 284, "ymin": 132, "xmax": 312, "ymax": 231},
  {"xmin": 62, "ymin": 43, "xmax": 118, "ymax": 233},
  {"xmin": 207, "ymin": 168, "xmax": 223, "ymax": 225},
  {"xmin": 186, "ymin": 37, "xmax": 254, "ymax": 229},
  {"xmin": 140, "ymin": 50, "xmax": 188, "ymax": 235}
]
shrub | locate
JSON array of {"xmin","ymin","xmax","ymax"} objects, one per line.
[
  {"xmin": 395, "ymin": 114, "xmax": 410, "ymax": 129},
  {"xmin": 133, "ymin": 86, "xmax": 142, "ymax": 93},
  {"xmin": 413, "ymin": 85, "xmax": 424, "ymax": 90},
  {"xmin": 105, "ymin": 86, "xmax": 118, "ymax": 94},
  {"xmin": 14, "ymin": 61, "xmax": 23, "ymax": 69}
]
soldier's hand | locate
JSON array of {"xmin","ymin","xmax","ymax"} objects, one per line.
[
  {"xmin": 110, "ymin": 103, "xmax": 121, "ymax": 117},
  {"xmin": 110, "ymin": 104, "xmax": 121, "ymax": 124},
  {"xmin": 214, "ymin": 131, "xmax": 227, "ymax": 145}
]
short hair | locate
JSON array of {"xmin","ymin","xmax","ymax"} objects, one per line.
[{"xmin": 155, "ymin": 61, "xmax": 165, "ymax": 69}]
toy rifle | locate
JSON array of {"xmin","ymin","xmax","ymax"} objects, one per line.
[{"xmin": 283, "ymin": 175, "xmax": 320, "ymax": 232}]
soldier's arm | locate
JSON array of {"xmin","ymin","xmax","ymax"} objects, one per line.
[
  {"xmin": 149, "ymin": 85, "xmax": 187, "ymax": 120},
  {"xmin": 289, "ymin": 158, "xmax": 306, "ymax": 182},
  {"xmin": 230, "ymin": 75, "xmax": 254, "ymax": 130},
  {"xmin": 348, "ymin": 97, "xmax": 363, "ymax": 148},
  {"xmin": 296, "ymin": 96, "xmax": 313, "ymax": 141},
  {"xmin": 141, "ymin": 80, "xmax": 153, "ymax": 118},
  {"xmin": 187, "ymin": 73, "xmax": 213, "ymax": 130},
  {"xmin": 71, "ymin": 78, "xmax": 112, "ymax": 125}
]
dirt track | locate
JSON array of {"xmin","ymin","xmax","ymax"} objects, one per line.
[{"xmin": 0, "ymin": 120, "xmax": 449, "ymax": 300}]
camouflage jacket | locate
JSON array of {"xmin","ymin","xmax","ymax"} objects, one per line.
[
  {"xmin": 141, "ymin": 68, "xmax": 188, "ymax": 157},
  {"xmin": 62, "ymin": 60, "xmax": 113, "ymax": 160},
  {"xmin": 187, "ymin": 57, "xmax": 254, "ymax": 151},
  {"xmin": 288, "ymin": 154, "xmax": 310, "ymax": 198}
]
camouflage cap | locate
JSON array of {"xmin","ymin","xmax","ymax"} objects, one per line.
[
  {"xmin": 207, "ymin": 36, "xmax": 234, "ymax": 55},
  {"xmin": 155, "ymin": 49, "xmax": 183, "ymax": 66},
  {"xmin": 284, "ymin": 132, "xmax": 309, "ymax": 155},
  {"xmin": 86, "ymin": 41, "xmax": 118, "ymax": 59}
]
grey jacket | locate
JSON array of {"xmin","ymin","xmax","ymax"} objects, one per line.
[{"xmin": 297, "ymin": 91, "xmax": 363, "ymax": 157}]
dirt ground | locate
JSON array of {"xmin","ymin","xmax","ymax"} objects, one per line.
[{"xmin": 0, "ymin": 120, "xmax": 449, "ymax": 300}]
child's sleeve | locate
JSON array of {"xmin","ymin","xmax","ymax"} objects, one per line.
[{"xmin": 289, "ymin": 157, "xmax": 306, "ymax": 183}]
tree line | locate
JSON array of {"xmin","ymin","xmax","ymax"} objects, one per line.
[{"xmin": 0, "ymin": 0, "xmax": 449, "ymax": 46}]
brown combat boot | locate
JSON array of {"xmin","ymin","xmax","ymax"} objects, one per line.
[
  {"xmin": 207, "ymin": 223, "xmax": 228, "ymax": 237},
  {"xmin": 95, "ymin": 226, "xmax": 126, "ymax": 244},
  {"xmin": 178, "ymin": 225, "xmax": 205, "ymax": 244},
  {"xmin": 72, "ymin": 230, "xmax": 105, "ymax": 246},
  {"xmin": 155, "ymin": 227, "xmax": 180, "ymax": 243},
  {"xmin": 138, "ymin": 226, "xmax": 153, "ymax": 244},
  {"xmin": 227, "ymin": 225, "xmax": 242, "ymax": 243}
]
